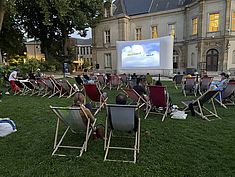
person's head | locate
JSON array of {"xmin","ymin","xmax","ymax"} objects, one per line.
[
  {"xmin": 155, "ymin": 80, "xmax": 162, "ymax": 86},
  {"xmin": 147, "ymin": 73, "xmax": 150, "ymax": 75},
  {"xmin": 116, "ymin": 93, "xmax": 127, "ymax": 105},
  {"xmin": 73, "ymin": 92, "xmax": 85, "ymax": 106},
  {"xmin": 177, "ymin": 72, "xmax": 180, "ymax": 75},
  {"xmin": 220, "ymin": 72, "xmax": 226, "ymax": 80}
]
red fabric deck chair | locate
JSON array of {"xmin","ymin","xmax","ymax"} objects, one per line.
[
  {"xmin": 14, "ymin": 80, "xmax": 25, "ymax": 95},
  {"xmin": 145, "ymin": 86, "xmax": 170, "ymax": 121},
  {"xmin": 83, "ymin": 83, "xmax": 108, "ymax": 115},
  {"xmin": 122, "ymin": 88, "xmax": 149, "ymax": 110}
]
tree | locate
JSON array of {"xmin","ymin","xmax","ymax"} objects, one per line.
[
  {"xmin": 15, "ymin": 0, "xmax": 104, "ymax": 63},
  {"xmin": 0, "ymin": 0, "xmax": 6, "ymax": 32}
]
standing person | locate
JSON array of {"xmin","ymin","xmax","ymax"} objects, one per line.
[{"xmin": 8, "ymin": 68, "xmax": 20, "ymax": 93}]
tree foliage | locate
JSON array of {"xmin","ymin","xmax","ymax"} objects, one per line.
[{"xmin": 15, "ymin": 0, "xmax": 104, "ymax": 62}]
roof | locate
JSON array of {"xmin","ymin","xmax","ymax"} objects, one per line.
[
  {"xmin": 113, "ymin": 0, "xmax": 196, "ymax": 16},
  {"xmin": 76, "ymin": 38, "xmax": 92, "ymax": 46}
]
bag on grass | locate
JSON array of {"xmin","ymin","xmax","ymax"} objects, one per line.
[{"xmin": 0, "ymin": 118, "xmax": 17, "ymax": 137}]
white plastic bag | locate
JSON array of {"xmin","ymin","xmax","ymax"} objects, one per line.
[
  {"xmin": 171, "ymin": 111, "xmax": 187, "ymax": 120},
  {"xmin": 0, "ymin": 118, "xmax": 17, "ymax": 137}
]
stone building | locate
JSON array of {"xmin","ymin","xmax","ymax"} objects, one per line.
[{"xmin": 93, "ymin": 0, "xmax": 235, "ymax": 75}]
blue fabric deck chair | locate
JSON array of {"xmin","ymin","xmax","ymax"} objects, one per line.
[
  {"xmin": 50, "ymin": 106, "xmax": 96, "ymax": 157},
  {"xmin": 104, "ymin": 104, "xmax": 140, "ymax": 163},
  {"xmin": 182, "ymin": 90, "xmax": 221, "ymax": 121}
]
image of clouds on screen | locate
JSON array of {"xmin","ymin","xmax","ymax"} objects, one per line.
[{"xmin": 121, "ymin": 42, "xmax": 160, "ymax": 68}]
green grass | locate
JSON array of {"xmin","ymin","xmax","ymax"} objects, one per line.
[{"xmin": 0, "ymin": 81, "xmax": 235, "ymax": 177}]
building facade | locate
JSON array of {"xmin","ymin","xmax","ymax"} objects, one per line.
[
  {"xmin": 93, "ymin": 0, "xmax": 235, "ymax": 75},
  {"xmin": 25, "ymin": 40, "xmax": 45, "ymax": 61}
]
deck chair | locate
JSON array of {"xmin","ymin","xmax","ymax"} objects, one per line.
[
  {"xmin": 58, "ymin": 80, "xmax": 77, "ymax": 98},
  {"xmin": 198, "ymin": 77, "xmax": 213, "ymax": 95},
  {"xmin": 50, "ymin": 106, "xmax": 96, "ymax": 157},
  {"xmin": 37, "ymin": 79, "xmax": 51, "ymax": 97},
  {"xmin": 122, "ymin": 88, "xmax": 149, "ymax": 110},
  {"xmin": 83, "ymin": 83, "xmax": 108, "ymax": 115},
  {"xmin": 74, "ymin": 76, "xmax": 84, "ymax": 91},
  {"xmin": 109, "ymin": 75, "xmax": 122, "ymax": 90},
  {"xmin": 145, "ymin": 86, "xmax": 170, "ymax": 121},
  {"xmin": 21, "ymin": 80, "xmax": 39, "ymax": 96},
  {"xmin": 119, "ymin": 74, "xmax": 128, "ymax": 87},
  {"xmin": 43, "ymin": 77, "xmax": 61, "ymax": 98},
  {"xmin": 97, "ymin": 74, "xmax": 107, "ymax": 89},
  {"xmin": 182, "ymin": 77, "xmax": 197, "ymax": 96},
  {"xmin": 214, "ymin": 82, "xmax": 235, "ymax": 109},
  {"xmin": 173, "ymin": 74, "xmax": 183, "ymax": 89},
  {"xmin": 104, "ymin": 104, "xmax": 140, "ymax": 163},
  {"xmin": 182, "ymin": 90, "xmax": 221, "ymax": 121},
  {"xmin": 14, "ymin": 80, "xmax": 25, "ymax": 95}
]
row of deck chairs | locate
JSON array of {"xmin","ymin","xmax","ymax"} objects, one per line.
[{"xmin": 13, "ymin": 77, "xmax": 77, "ymax": 99}]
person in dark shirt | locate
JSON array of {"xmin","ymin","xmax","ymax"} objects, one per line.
[{"xmin": 133, "ymin": 78, "xmax": 146, "ymax": 96}]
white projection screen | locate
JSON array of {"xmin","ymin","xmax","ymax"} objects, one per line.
[{"xmin": 116, "ymin": 36, "xmax": 174, "ymax": 76}]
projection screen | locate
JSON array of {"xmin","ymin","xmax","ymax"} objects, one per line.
[{"xmin": 116, "ymin": 36, "xmax": 174, "ymax": 76}]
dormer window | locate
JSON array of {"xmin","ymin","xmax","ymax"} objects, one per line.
[{"xmin": 104, "ymin": 1, "xmax": 112, "ymax": 18}]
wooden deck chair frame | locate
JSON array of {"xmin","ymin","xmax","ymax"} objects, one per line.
[
  {"xmin": 37, "ymin": 79, "xmax": 51, "ymax": 97},
  {"xmin": 14, "ymin": 80, "xmax": 26, "ymax": 95},
  {"xmin": 198, "ymin": 77, "xmax": 213, "ymax": 95},
  {"xmin": 122, "ymin": 88, "xmax": 149, "ymax": 110},
  {"xmin": 109, "ymin": 75, "xmax": 122, "ymax": 90},
  {"xmin": 173, "ymin": 74, "xmax": 183, "ymax": 89},
  {"xmin": 58, "ymin": 80, "xmax": 77, "ymax": 98},
  {"xmin": 43, "ymin": 78, "xmax": 61, "ymax": 98},
  {"xmin": 97, "ymin": 75, "xmax": 107, "ymax": 89},
  {"xmin": 182, "ymin": 77, "xmax": 197, "ymax": 96},
  {"xmin": 83, "ymin": 83, "xmax": 108, "ymax": 116},
  {"xmin": 144, "ymin": 85, "xmax": 170, "ymax": 121},
  {"xmin": 21, "ymin": 80, "xmax": 39, "ymax": 96},
  {"xmin": 214, "ymin": 82, "xmax": 235, "ymax": 109},
  {"xmin": 50, "ymin": 106, "xmax": 96, "ymax": 157},
  {"xmin": 182, "ymin": 90, "xmax": 221, "ymax": 121},
  {"xmin": 74, "ymin": 76, "xmax": 84, "ymax": 91},
  {"xmin": 104, "ymin": 104, "xmax": 140, "ymax": 163}
]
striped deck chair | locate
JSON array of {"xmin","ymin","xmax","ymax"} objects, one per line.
[
  {"xmin": 182, "ymin": 90, "xmax": 221, "ymax": 121},
  {"xmin": 50, "ymin": 106, "xmax": 96, "ymax": 157},
  {"xmin": 58, "ymin": 80, "xmax": 77, "ymax": 98},
  {"xmin": 83, "ymin": 83, "xmax": 108, "ymax": 115},
  {"xmin": 145, "ymin": 86, "xmax": 170, "ymax": 121},
  {"xmin": 43, "ymin": 77, "xmax": 61, "ymax": 98},
  {"xmin": 198, "ymin": 77, "xmax": 213, "ymax": 95},
  {"xmin": 104, "ymin": 104, "xmax": 140, "ymax": 163},
  {"xmin": 214, "ymin": 82, "xmax": 235, "ymax": 109}
]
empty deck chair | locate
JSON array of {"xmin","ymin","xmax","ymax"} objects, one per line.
[
  {"xmin": 182, "ymin": 90, "xmax": 221, "ymax": 121},
  {"xmin": 182, "ymin": 77, "xmax": 197, "ymax": 96},
  {"xmin": 21, "ymin": 80, "xmax": 39, "ymax": 96},
  {"xmin": 50, "ymin": 106, "xmax": 96, "ymax": 157},
  {"xmin": 43, "ymin": 77, "xmax": 61, "ymax": 98},
  {"xmin": 145, "ymin": 86, "xmax": 170, "ymax": 121},
  {"xmin": 214, "ymin": 82, "xmax": 235, "ymax": 108},
  {"xmin": 83, "ymin": 83, "xmax": 108, "ymax": 115},
  {"xmin": 104, "ymin": 104, "xmax": 140, "ymax": 163}
]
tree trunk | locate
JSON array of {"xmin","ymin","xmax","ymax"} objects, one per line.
[{"xmin": 0, "ymin": 0, "xmax": 6, "ymax": 32}]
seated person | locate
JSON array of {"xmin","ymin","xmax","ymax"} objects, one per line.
[
  {"xmin": 133, "ymin": 78, "xmax": 146, "ymax": 96},
  {"xmin": 28, "ymin": 70, "xmax": 35, "ymax": 80},
  {"xmin": 146, "ymin": 73, "xmax": 153, "ymax": 85},
  {"xmin": 35, "ymin": 69, "xmax": 42, "ymax": 80},
  {"xmin": 210, "ymin": 72, "xmax": 229, "ymax": 91},
  {"xmin": 72, "ymin": 92, "xmax": 95, "ymax": 124},
  {"xmin": 83, "ymin": 69, "xmax": 90, "ymax": 82}
]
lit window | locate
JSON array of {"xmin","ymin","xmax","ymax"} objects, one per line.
[
  {"xmin": 168, "ymin": 24, "xmax": 176, "ymax": 38},
  {"xmin": 209, "ymin": 13, "xmax": 220, "ymax": 32},
  {"xmin": 151, "ymin": 26, "xmax": 158, "ymax": 38},
  {"xmin": 104, "ymin": 30, "xmax": 110, "ymax": 44},
  {"xmin": 135, "ymin": 28, "xmax": 142, "ymax": 40},
  {"xmin": 192, "ymin": 18, "xmax": 198, "ymax": 35},
  {"xmin": 104, "ymin": 53, "xmax": 112, "ymax": 68},
  {"xmin": 232, "ymin": 12, "xmax": 235, "ymax": 30}
]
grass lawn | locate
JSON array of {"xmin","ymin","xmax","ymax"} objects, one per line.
[{"xmin": 0, "ymin": 81, "xmax": 235, "ymax": 177}]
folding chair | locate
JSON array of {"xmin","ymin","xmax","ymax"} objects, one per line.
[
  {"xmin": 214, "ymin": 82, "xmax": 235, "ymax": 109},
  {"xmin": 145, "ymin": 86, "xmax": 170, "ymax": 121},
  {"xmin": 122, "ymin": 88, "xmax": 149, "ymax": 110},
  {"xmin": 104, "ymin": 104, "xmax": 140, "ymax": 163},
  {"xmin": 109, "ymin": 75, "xmax": 122, "ymax": 90},
  {"xmin": 58, "ymin": 80, "xmax": 77, "ymax": 98},
  {"xmin": 182, "ymin": 90, "xmax": 221, "ymax": 121},
  {"xmin": 173, "ymin": 74, "xmax": 183, "ymax": 89},
  {"xmin": 14, "ymin": 80, "xmax": 25, "ymax": 95},
  {"xmin": 182, "ymin": 77, "xmax": 197, "ymax": 96},
  {"xmin": 43, "ymin": 77, "xmax": 61, "ymax": 98},
  {"xmin": 83, "ymin": 83, "xmax": 108, "ymax": 115},
  {"xmin": 21, "ymin": 80, "xmax": 40, "ymax": 96},
  {"xmin": 96, "ymin": 74, "xmax": 107, "ymax": 89},
  {"xmin": 198, "ymin": 77, "xmax": 213, "ymax": 95},
  {"xmin": 119, "ymin": 74, "xmax": 128, "ymax": 87},
  {"xmin": 50, "ymin": 106, "xmax": 96, "ymax": 157},
  {"xmin": 74, "ymin": 76, "xmax": 84, "ymax": 91}
]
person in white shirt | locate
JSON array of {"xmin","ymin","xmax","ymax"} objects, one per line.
[{"xmin": 8, "ymin": 69, "xmax": 20, "ymax": 92}]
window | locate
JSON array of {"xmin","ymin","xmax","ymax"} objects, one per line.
[
  {"xmin": 209, "ymin": 13, "xmax": 220, "ymax": 32},
  {"xmin": 173, "ymin": 50, "xmax": 179, "ymax": 69},
  {"xmin": 232, "ymin": 50, "xmax": 235, "ymax": 64},
  {"xmin": 104, "ymin": 53, "xmax": 112, "ymax": 68},
  {"xmin": 232, "ymin": 12, "xmax": 235, "ymax": 31},
  {"xmin": 151, "ymin": 26, "xmax": 158, "ymax": 38},
  {"xmin": 104, "ymin": 30, "xmax": 110, "ymax": 44},
  {"xmin": 192, "ymin": 18, "xmax": 198, "ymax": 35},
  {"xmin": 168, "ymin": 24, "xmax": 175, "ymax": 38},
  {"xmin": 135, "ymin": 28, "xmax": 142, "ymax": 40},
  {"xmin": 191, "ymin": 53, "xmax": 195, "ymax": 66}
]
